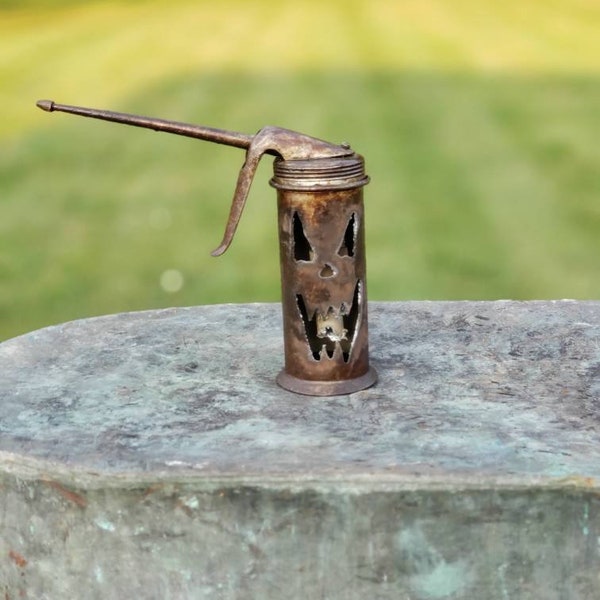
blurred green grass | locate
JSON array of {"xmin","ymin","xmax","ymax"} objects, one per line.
[{"xmin": 1, "ymin": 0, "xmax": 599, "ymax": 340}]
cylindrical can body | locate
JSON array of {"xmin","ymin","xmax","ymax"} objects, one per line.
[{"xmin": 270, "ymin": 155, "xmax": 377, "ymax": 396}]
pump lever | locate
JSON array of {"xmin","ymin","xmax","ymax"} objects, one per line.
[{"xmin": 37, "ymin": 100, "xmax": 354, "ymax": 256}]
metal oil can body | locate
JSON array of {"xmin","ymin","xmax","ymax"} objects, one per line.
[
  {"xmin": 271, "ymin": 155, "xmax": 377, "ymax": 395},
  {"xmin": 37, "ymin": 99, "xmax": 378, "ymax": 396}
]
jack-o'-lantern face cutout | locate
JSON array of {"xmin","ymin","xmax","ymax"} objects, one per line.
[{"xmin": 291, "ymin": 210, "xmax": 363, "ymax": 363}]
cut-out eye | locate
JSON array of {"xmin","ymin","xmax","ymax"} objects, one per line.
[
  {"xmin": 337, "ymin": 213, "xmax": 356, "ymax": 257},
  {"xmin": 293, "ymin": 212, "xmax": 313, "ymax": 261}
]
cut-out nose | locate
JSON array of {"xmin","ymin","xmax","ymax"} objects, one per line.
[{"xmin": 319, "ymin": 263, "xmax": 336, "ymax": 278}]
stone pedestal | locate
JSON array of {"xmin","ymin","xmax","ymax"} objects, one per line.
[{"xmin": 1, "ymin": 301, "xmax": 599, "ymax": 599}]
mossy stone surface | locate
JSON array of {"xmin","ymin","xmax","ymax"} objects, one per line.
[{"xmin": 1, "ymin": 301, "xmax": 599, "ymax": 598}]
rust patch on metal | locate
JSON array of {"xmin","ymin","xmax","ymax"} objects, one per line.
[{"xmin": 274, "ymin": 181, "xmax": 376, "ymax": 395}]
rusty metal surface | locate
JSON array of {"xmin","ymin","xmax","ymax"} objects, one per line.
[
  {"xmin": 37, "ymin": 99, "xmax": 376, "ymax": 395},
  {"xmin": 36, "ymin": 100, "xmax": 353, "ymax": 257},
  {"xmin": 274, "ymin": 157, "xmax": 375, "ymax": 394}
]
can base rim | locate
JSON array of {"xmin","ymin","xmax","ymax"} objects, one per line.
[{"xmin": 276, "ymin": 367, "xmax": 378, "ymax": 397}]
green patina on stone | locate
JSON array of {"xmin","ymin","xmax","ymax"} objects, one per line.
[{"xmin": 0, "ymin": 301, "xmax": 599, "ymax": 598}]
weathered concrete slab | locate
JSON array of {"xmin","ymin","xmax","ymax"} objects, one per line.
[{"xmin": 0, "ymin": 301, "xmax": 599, "ymax": 598}]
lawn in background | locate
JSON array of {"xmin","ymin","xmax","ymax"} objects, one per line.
[{"xmin": 1, "ymin": 0, "xmax": 599, "ymax": 339}]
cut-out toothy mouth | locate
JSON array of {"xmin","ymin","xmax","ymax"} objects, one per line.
[{"xmin": 296, "ymin": 280, "xmax": 362, "ymax": 363}]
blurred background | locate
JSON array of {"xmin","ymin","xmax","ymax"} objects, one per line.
[{"xmin": 1, "ymin": 0, "xmax": 599, "ymax": 340}]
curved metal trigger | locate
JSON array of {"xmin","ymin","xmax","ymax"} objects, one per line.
[
  {"xmin": 211, "ymin": 126, "xmax": 281, "ymax": 256},
  {"xmin": 210, "ymin": 125, "xmax": 353, "ymax": 257},
  {"xmin": 210, "ymin": 131, "xmax": 275, "ymax": 257},
  {"xmin": 34, "ymin": 101, "xmax": 354, "ymax": 259}
]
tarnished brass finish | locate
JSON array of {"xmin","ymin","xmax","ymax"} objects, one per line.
[
  {"xmin": 272, "ymin": 156, "xmax": 376, "ymax": 395},
  {"xmin": 37, "ymin": 99, "xmax": 377, "ymax": 396},
  {"xmin": 36, "ymin": 100, "xmax": 352, "ymax": 257}
]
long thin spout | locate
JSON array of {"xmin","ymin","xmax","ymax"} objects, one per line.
[{"xmin": 36, "ymin": 100, "xmax": 254, "ymax": 150}]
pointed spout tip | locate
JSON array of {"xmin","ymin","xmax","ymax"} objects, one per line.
[{"xmin": 36, "ymin": 99, "xmax": 55, "ymax": 112}]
